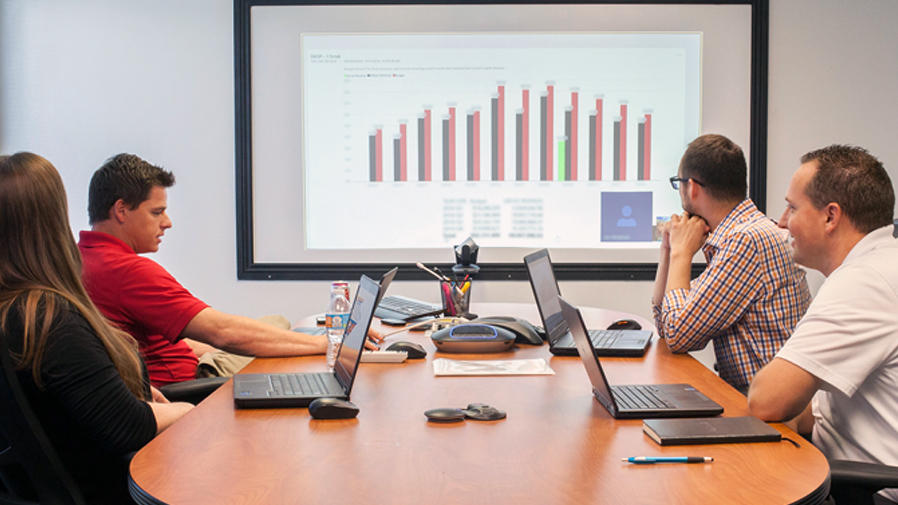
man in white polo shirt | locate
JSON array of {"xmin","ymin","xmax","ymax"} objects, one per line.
[{"xmin": 748, "ymin": 144, "xmax": 898, "ymax": 504}]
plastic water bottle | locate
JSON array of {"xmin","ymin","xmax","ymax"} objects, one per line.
[{"xmin": 325, "ymin": 285, "xmax": 351, "ymax": 371}]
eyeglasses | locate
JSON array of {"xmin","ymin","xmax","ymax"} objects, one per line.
[{"xmin": 669, "ymin": 176, "xmax": 705, "ymax": 190}]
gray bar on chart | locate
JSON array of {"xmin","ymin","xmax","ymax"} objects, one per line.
[
  {"xmin": 467, "ymin": 112, "xmax": 474, "ymax": 181},
  {"xmin": 588, "ymin": 111, "xmax": 596, "ymax": 181},
  {"xmin": 442, "ymin": 117, "xmax": 450, "ymax": 181},
  {"xmin": 491, "ymin": 96, "xmax": 499, "ymax": 181},
  {"xmin": 516, "ymin": 111, "xmax": 523, "ymax": 181},
  {"xmin": 394, "ymin": 135, "xmax": 401, "ymax": 182},
  {"xmin": 564, "ymin": 108, "xmax": 572, "ymax": 181},
  {"xmin": 417, "ymin": 116, "xmax": 425, "ymax": 181},
  {"xmin": 638, "ymin": 120, "xmax": 645, "ymax": 181},
  {"xmin": 613, "ymin": 119, "xmax": 621, "ymax": 181},
  {"xmin": 369, "ymin": 133, "xmax": 377, "ymax": 182},
  {"xmin": 540, "ymin": 94, "xmax": 547, "ymax": 180}
]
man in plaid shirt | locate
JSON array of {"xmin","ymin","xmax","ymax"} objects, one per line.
[{"xmin": 652, "ymin": 134, "xmax": 811, "ymax": 394}]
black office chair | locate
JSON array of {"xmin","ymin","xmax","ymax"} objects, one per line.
[
  {"xmin": 829, "ymin": 459, "xmax": 898, "ymax": 505},
  {"xmin": 159, "ymin": 376, "xmax": 228, "ymax": 405},
  {"xmin": 0, "ymin": 336, "xmax": 86, "ymax": 505}
]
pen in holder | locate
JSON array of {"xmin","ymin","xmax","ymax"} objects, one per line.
[{"xmin": 440, "ymin": 280, "xmax": 472, "ymax": 318}]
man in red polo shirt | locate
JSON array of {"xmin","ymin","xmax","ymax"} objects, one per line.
[{"xmin": 78, "ymin": 154, "xmax": 370, "ymax": 387}]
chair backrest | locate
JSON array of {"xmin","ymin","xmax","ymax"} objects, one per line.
[{"xmin": 0, "ymin": 333, "xmax": 85, "ymax": 505}]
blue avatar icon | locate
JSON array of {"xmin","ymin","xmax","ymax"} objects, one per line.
[{"xmin": 617, "ymin": 205, "xmax": 637, "ymax": 227}]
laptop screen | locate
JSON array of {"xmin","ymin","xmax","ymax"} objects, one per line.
[
  {"xmin": 524, "ymin": 249, "xmax": 568, "ymax": 341},
  {"xmin": 334, "ymin": 275, "xmax": 379, "ymax": 390},
  {"xmin": 558, "ymin": 297, "xmax": 617, "ymax": 411}
]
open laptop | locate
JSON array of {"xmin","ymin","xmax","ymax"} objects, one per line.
[
  {"xmin": 559, "ymin": 297, "xmax": 723, "ymax": 419},
  {"xmin": 233, "ymin": 274, "xmax": 382, "ymax": 408},
  {"xmin": 524, "ymin": 249, "xmax": 652, "ymax": 356},
  {"xmin": 296, "ymin": 267, "xmax": 398, "ymax": 336},
  {"xmin": 374, "ymin": 294, "xmax": 443, "ymax": 321}
]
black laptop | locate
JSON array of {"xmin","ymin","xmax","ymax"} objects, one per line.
[
  {"xmin": 559, "ymin": 297, "xmax": 723, "ymax": 419},
  {"xmin": 296, "ymin": 267, "xmax": 398, "ymax": 336},
  {"xmin": 524, "ymin": 249, "xmax": 652, "ymax": 356},
  {"xmin": 374, "ymin": 294, "xmax": 443, "ymax": 321},
  {"xmin": 233, "ymin": 274, "xmax": 382, "ymax": 409}
]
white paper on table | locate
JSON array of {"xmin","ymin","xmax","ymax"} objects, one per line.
[{"xmin": 432, "ymin": 358, "xmax": 555, "ymax": 376}]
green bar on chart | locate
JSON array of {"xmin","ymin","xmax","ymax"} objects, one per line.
[{"xmin": 557, "ymin": 139, "xmax": 566, "ymax": 181}]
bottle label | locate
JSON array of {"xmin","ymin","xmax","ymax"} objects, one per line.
[{"xmin": 325, "ymin": 313, "xmax": 347, "ymax": 330}]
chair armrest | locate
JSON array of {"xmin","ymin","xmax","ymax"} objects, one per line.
[
  {"xmin": 830, "ymin": 459, "xmax": 898, "ymax": 490},
  {"xmin": 159, "ymin": 377, "xmax": 229, "ymax": 405}
]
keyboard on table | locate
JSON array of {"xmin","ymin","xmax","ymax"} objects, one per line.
[
  {"xmin": 587, "ymin": 329, "xmax": 628, "ymax": 347},
  {"xmin": 268, "ymin": 373, "xmax": 330, "ymax": 396},
  {"xmin": 376, "ymin": 295, "xmax": 442, "ymax": 319},
  {"xmin": 611, "ymin": 384, "xmax": 673, "ymax": 410}
]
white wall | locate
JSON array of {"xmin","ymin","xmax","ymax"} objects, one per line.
[{"xmin": 1, "ymin": 0, "xmax": 895, "ymax": 337}]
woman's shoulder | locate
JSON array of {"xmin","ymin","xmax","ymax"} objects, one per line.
[{"xmin": 8, "ymin": 291, "xmax": 102, "ymax": 349}]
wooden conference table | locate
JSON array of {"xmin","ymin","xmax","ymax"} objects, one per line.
[{"xmin": 129, "ymin": 303, "xmax": 830, "ymax": 505}]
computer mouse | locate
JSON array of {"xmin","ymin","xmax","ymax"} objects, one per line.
[
  {"xmin": 386, "ymin": 341, "xmax": 427, "ymax": 359},
  {"xmin": 608, "ymin": 319, "xmax": 642, "ymax": 330},
  {"xmin": 379, "ymin": 318, "xmax": 406, "ymax": 326},
  {"xmin": 308, "ymin": 398, "xmax": 360, "ymax": 419},
  {"xmin": 424, "ymin": 407, "xmax": 466, "ymax": 423}
]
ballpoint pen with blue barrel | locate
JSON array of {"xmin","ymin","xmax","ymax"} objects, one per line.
[{"xmin": 622, "ymin": 457, "xmax": 713, "ymax": 464}]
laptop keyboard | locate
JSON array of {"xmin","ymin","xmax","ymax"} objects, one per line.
[
  {"xmin": 269, "ymin": 373, "xmax": 331, "ymax": 396},
  {"xmin": 588, "ymin": 329, "xmax": 624, "ymax": 348},
  {"xmin": 611, "ymin": 385, "xmax": 673, "ymax": 410},
  {"xmin": 377, "ymin": 295, "xmax": 441, "ymax": 318}
]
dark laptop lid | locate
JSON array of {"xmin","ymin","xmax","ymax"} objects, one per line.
[
  {"xmin": 334, "ymin": 275, "xmax": 381, "ymax": 393},
  {"xmin": 559, "ymin": 296, "xmax": 722, "ymax": 418},
  {"xmin": 558, "ymin": 296, "xmax": 620, "ymax": 413},
  {"xmin": 523, "ymin": 249, "xmax": 569, "ymax": 343},
  {"xmin": 375, "ymin": 267, "xmax": 398, "ymax": 306}
]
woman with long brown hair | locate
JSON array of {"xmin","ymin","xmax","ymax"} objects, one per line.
[{"xmin": 0, "ymin": 152, "xmax": 192, "ymax": 503}]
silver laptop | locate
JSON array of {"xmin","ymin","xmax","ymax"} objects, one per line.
[
  {"xmin": 524, "ymin": 249, "xmax": 652, "ymax": 357},
  {"xmin": 559, "ymin": 297, "xmax": 723, "ymax": 419},
  {"xmin": 233, "ymin": 274, "xmax": 381, "ymax": 409}
]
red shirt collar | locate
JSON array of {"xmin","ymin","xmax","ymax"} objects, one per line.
[{"xmin": 78, "ymin": 230, "xmax": 136, "ymax": 254}]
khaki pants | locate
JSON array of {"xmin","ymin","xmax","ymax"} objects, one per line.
[{"xmin": 195, "ymin": 314, "xmax": 290, "ymax": 378}]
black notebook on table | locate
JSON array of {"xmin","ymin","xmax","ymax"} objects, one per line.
[{"xmin": 643, "ymin": 416, "xmax": 782, "ymax": 446}]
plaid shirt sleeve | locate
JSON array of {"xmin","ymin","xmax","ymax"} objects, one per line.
[{"xmin": 654, "ymin": 232, "xmax": 763, "ymax": 352}]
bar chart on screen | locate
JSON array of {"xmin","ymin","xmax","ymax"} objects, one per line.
[{"xmin": 301, "ymin": 32, "xmax": 700, "ymax": 250}]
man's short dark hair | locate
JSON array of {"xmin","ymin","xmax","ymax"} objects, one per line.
[
  {"xmin": 679, "ymin": 134, "xmax": 748, "ymax": 203},
  {"xmin": 88, "ymin": 153, "xmax": 175, "ymax": 224},
  {"xmin": 801, "ymin": 145, "xmax": 895, "ymax": 234}
]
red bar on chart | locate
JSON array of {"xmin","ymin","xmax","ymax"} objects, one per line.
[
  {"xmin": 448, "ymin": 104, "xmax": 456, "ymax": 181},
  {"xmin": 424, "ymin": 107, "xmax": 432, "ymax": 181},
  {"xmin": 570, "ymin": 89, "xmax": 578, "ymax": 180},
  {"xmin": 546, "ymin": 82, "xmax": 554, "ymax": 180},
  {"xmin": 497, "ymin": 83, "xmax": 505, "ymax": 181},
  {"xmin": 619, "ymin": 102, "xmax": 627, "ymax": 180},
  {"xmin": 644, "ymin": 112, "xmax": 652, "ymax": 180},
  {"xmin": 473, "ymin": 109, "xmax": 481, "ymax": 181},
  {"xmin": 417, "ymin": 113, "xmax": 425, "ymax": 181},
  {"xmin": 522, "ymin": 86, "xmax": 529, "ymax": 180},
  {"xmin": 594, "ymin": 96, "xmax": 603, "ymax": 180},
  {"xmin": 399, "ymin": 121, "xmax": 407, "ymax": 181},
  {"xmin": 375, "ymin": 127, "xmax": 383, "ymax": 182}
]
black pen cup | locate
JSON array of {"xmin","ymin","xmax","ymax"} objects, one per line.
[{"xmin": 440, "ymin": 280, "xmax": 471, "ymax": 317}]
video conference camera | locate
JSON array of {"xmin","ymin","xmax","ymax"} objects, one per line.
[{"xmin": 452, "ymin": 236, "xmax": 480, "ymax": 275}]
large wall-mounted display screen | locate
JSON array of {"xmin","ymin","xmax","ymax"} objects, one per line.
[{"xmin": 238, "ymin": 1, "xmax": 762, "ymax": 279}]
